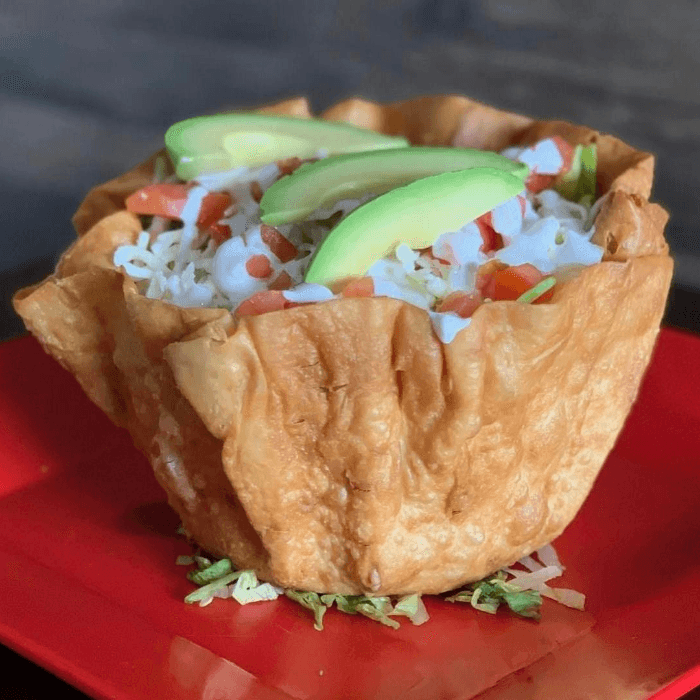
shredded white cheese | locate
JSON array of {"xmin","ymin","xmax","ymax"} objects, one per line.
[{"xmin": 509, "ymin": 543, "xmax": 586, "ymax": 611}]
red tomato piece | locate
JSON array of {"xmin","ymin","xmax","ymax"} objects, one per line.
[
  {"xmin": 196, "ymin": 193, "xmax": 233, "ymax": 229},
  {"xmin": 125, "ymin": 184, "xmax": 231, "ymax": 230},
  {"xmin": 268, "ymin": 271, "xmax": 293, "ymax": 291},
  {"xmin": 235, "ymin": 291, "xmax": 289, "ymax": 316},
  {"xmin": 436, "ymin": 291, "xmax": 483, "ymax": 318},
  {"xmin": 126, "ymin": 183, "xmax": 185, "ymax": 219},
  {"xmin": 525, "ymin": 172, "xmax": 556, "ymax": 193},
  {"xmin": 245, "ymin": 254, "xmax": 273, "ymax": 279},
  {"xmin": 207, "ymin": 223, "xmax": 231, "ymax": 245},
  {"xmin": 249, "ymin": 181, "xmax": 264, "ymax": 203},
  {"xmin": 276, "ymin": 157, "xmax": 304, "ymax": 176},
  {"xmin": 275, "ymin": 157, "xmax": 318, "ymax": 177},
  {"xmin": 476, "ymin": 260, "xmax": 508, "ymax": 300},
  {"xmin": 342, "ymin": 277, "xmax": 375, "ymax": 298},
  {"xmin": 524, "ymin": 137, "xmax": 575, "ymax": 193},
  {"xmin": 475, "ymin": 215, "xmax": 503, "ymax": 253},
  {"xmin": 551, "ymin": 136, "xmax": 575, "ymax": 175},
  {"xmin": 418, "ymin": 247, "xmax": 450, "ymax": 265},
  {"xmin": 492, "ymin": 263, "xmax": 553, "ymax": 303},
  {"xmin": 260, "ymin": 224, "xmax": 298, "ymax": 263}
]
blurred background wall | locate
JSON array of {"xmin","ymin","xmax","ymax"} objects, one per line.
[{"xmin": 2, "ymin": 0, "xmax": 699, "ymax": 337}]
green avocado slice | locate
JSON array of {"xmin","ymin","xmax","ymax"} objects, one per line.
[
  {"xmin": 165, "ymin": 113, "xmax": 409, "ymax": 180},
  {"xmin": 259, "ymin": 147, "xmax": 528, "ymax": 225},
  {"xmin": 304, "ymin": 168, "xmax": 526, "ymax": 286}
]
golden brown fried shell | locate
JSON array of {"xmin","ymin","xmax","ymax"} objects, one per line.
[{"xmin": 14, "ymin": 95, "xmax": 673, "ymax": 595}]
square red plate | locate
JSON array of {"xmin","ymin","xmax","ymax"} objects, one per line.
[{"xmin": 0, "ymin": 329, "xmax": 698, "ymax": 700}]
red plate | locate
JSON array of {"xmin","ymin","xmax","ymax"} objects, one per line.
[{"xmin": 0, "ymin": 329, "xmax": 698, "ymax": 700}]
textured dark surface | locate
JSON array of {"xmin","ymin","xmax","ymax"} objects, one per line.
[{"xmin": 2, "ymin": 1, "xmax": 700, "ymax": 696}]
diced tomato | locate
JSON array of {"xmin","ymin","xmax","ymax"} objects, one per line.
[
  {"xmin": 475, "ymin": 260, "xmax": 508, "ymax": 300},
  {"xmin": 475, "ymin": 215, "xmax": 503, "ymax": 253},
  {"xmin": 525, "ymin": 172, "xmax": 557, "ymax": 194},
  {"xmin": 236, "ymin": 291, "xmax": 289, "ymax": 316},
  {"xmin": 418, "ymin": 247, "xmax": 450, "ymax": 265},
  {"xmin": 276, "ymin": 157, "xmax": 304, "ymax": 176},
  {"xmin": 551, "ymin": 136, "xmax": 575, "ymax": 175},
  {"xmin": 275, "ymin": 157, "xmax": 318, "ymax": 177},
  {"xmin": 197, "ymin": 194, "xmax": 233, "ymax": 229},
  {"xmin": 125, "ymin": 184, "xmax": 232, "ymax": 230},
  {"xmin": 207, "ymin": 223, "xmax": 231, "ymax": 245},
  {"xmin": 436, "ymin": 291, "xmax": 482, "ymax": 318},
  {"xmin": 342, "ymin": 277, "xmax": 374, "ymax": 298},
  {"xmin": 126, "ymin": 183, "xmax": 185, "ymax": 219},
  {"xmin": 249, "ymin": 181, "xmax": 264, "ymax": 203},
  {"xmin": 268, "ymin": 271, "xmax": 293, "ymax": 290},
  {"xmin": 524, "ymin": 136, "xmax": 575, "ymax": 193},
  {"xmin": 260, "ymin": 224, "xmax": 298, "ymax": 263},
  {"xmin": 491, "ymin": 263, "xmax": 554, "ymax": 303},
  {"xmin": 479, "ymin": 211, "xmax": 492, "ymax": 228},
  {"xmin": 245, "ymin": 254, "xmax": 273, "ymax": 279}
]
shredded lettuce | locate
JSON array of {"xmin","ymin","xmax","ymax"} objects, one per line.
[
  {"xmin": 286, "ymin": 590, "xmax": 328, "ymax": 631},
  {"xmin": 187, "ymin": 557, "xmax": 233, "ymax": 584},
  {"xmin": 445, "ymin": 571, "xmax": 542, "ymax": 620},
  {"xmin": 517, "ymin": 276, "xmax": 556, "ymax": 304},
  {"xmin": 231, "ymin": 571, "xmax": 281, "ymax": 604},
  {"xmin": 555, "ymin": 144, "xmax": 583, "ymax": 201},
  {"xmin": 556, "ymin": 144, "xmax": 597, "ymax": 206},
  {"xmin": 181, "ymin": 554, "xmax": 577, "ymax": 628},
  {"xmin": 321, "ymin": 594, "xmax": 400, "ymax": 629},
  {"xmin": 392, "ymin": 593, "xmax": 429, "ymax": 625},
  {"xmin": 184, "ymin": 571, "xmax": 242, "ymax": 605},
  {"xmin": 576, "ymin": 145, "xmax": 597, "ymax": 207}
]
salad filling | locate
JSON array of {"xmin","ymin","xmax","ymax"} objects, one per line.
[{"xmin": 115, "ymin": 138, "xmax": 603, "ymax": 343}]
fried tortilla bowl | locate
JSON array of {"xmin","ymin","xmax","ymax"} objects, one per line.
[{"xmin": 14, "ymin": 95, "xmax": 672, "ymax": 596}]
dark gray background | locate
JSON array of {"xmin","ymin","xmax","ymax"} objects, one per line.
[{"xmin": 2, "ymin": 0, "xmax": 700, "ymax": 340}]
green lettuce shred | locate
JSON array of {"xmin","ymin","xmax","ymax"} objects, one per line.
[
  {"xmin": 555, "ymin": 144, "xmax": 597, "ymax": 205},
  {"xmin": 392, "ymin": 593, "xmax": 429, "ymax": 625},
  {"xmin": 323, "ymin": 595, "xmax": 399, "ymax": 629},
  {"xmin": 555, "ymin": 144, "xmax": 582, "ymax": 201},
  {"xmin": 285, "ymin": 590, "xmax": 327, "ymax": 631},
  {"xmin": 187, "ymin": 557, "xmax": 233, "ymax": 585},
  {"xmin": 356, "ymin": 602, "xmax": 400, "ymax": 628},
  {"xmin": 184, "ymin": 571, "xmax": 242, "ymax": 604},
  {"xmin": 445, "ymin": 571, "xmax": 542, "ymax": 620},
  {"xmin": 576, "ymin": 144, "xmax": 597, "ymax": 207},
  {"xmin": 392, "ymin": 593, "xmax": 420, "ymax": 618},
  {"xmin": 236, "ymin": 570, "xmax": 258, "ymax": 587},
  {"xmin": 182, "ymin": 557, "xmax": 545, "ymax": 628},
  {"xmin": 517, "ymin": 276, "xmax": 556, "ymax": 304}
]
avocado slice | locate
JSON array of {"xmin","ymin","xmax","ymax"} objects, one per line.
[
  {"xmin": 165, "ymin": 113, "xmax": 409, "ymax": 180},
  {"xmin": 304, "ymin": 168, "xmax": 526, "ymax": 286},
  {"xmin": 260, "ymin": 147, "xmax": 528, "ymax": 225}
]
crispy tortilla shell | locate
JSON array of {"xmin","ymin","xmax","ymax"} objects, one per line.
[{"xmin": 14, "ymin": 95, "xmax": 672, "ymax": 595}]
